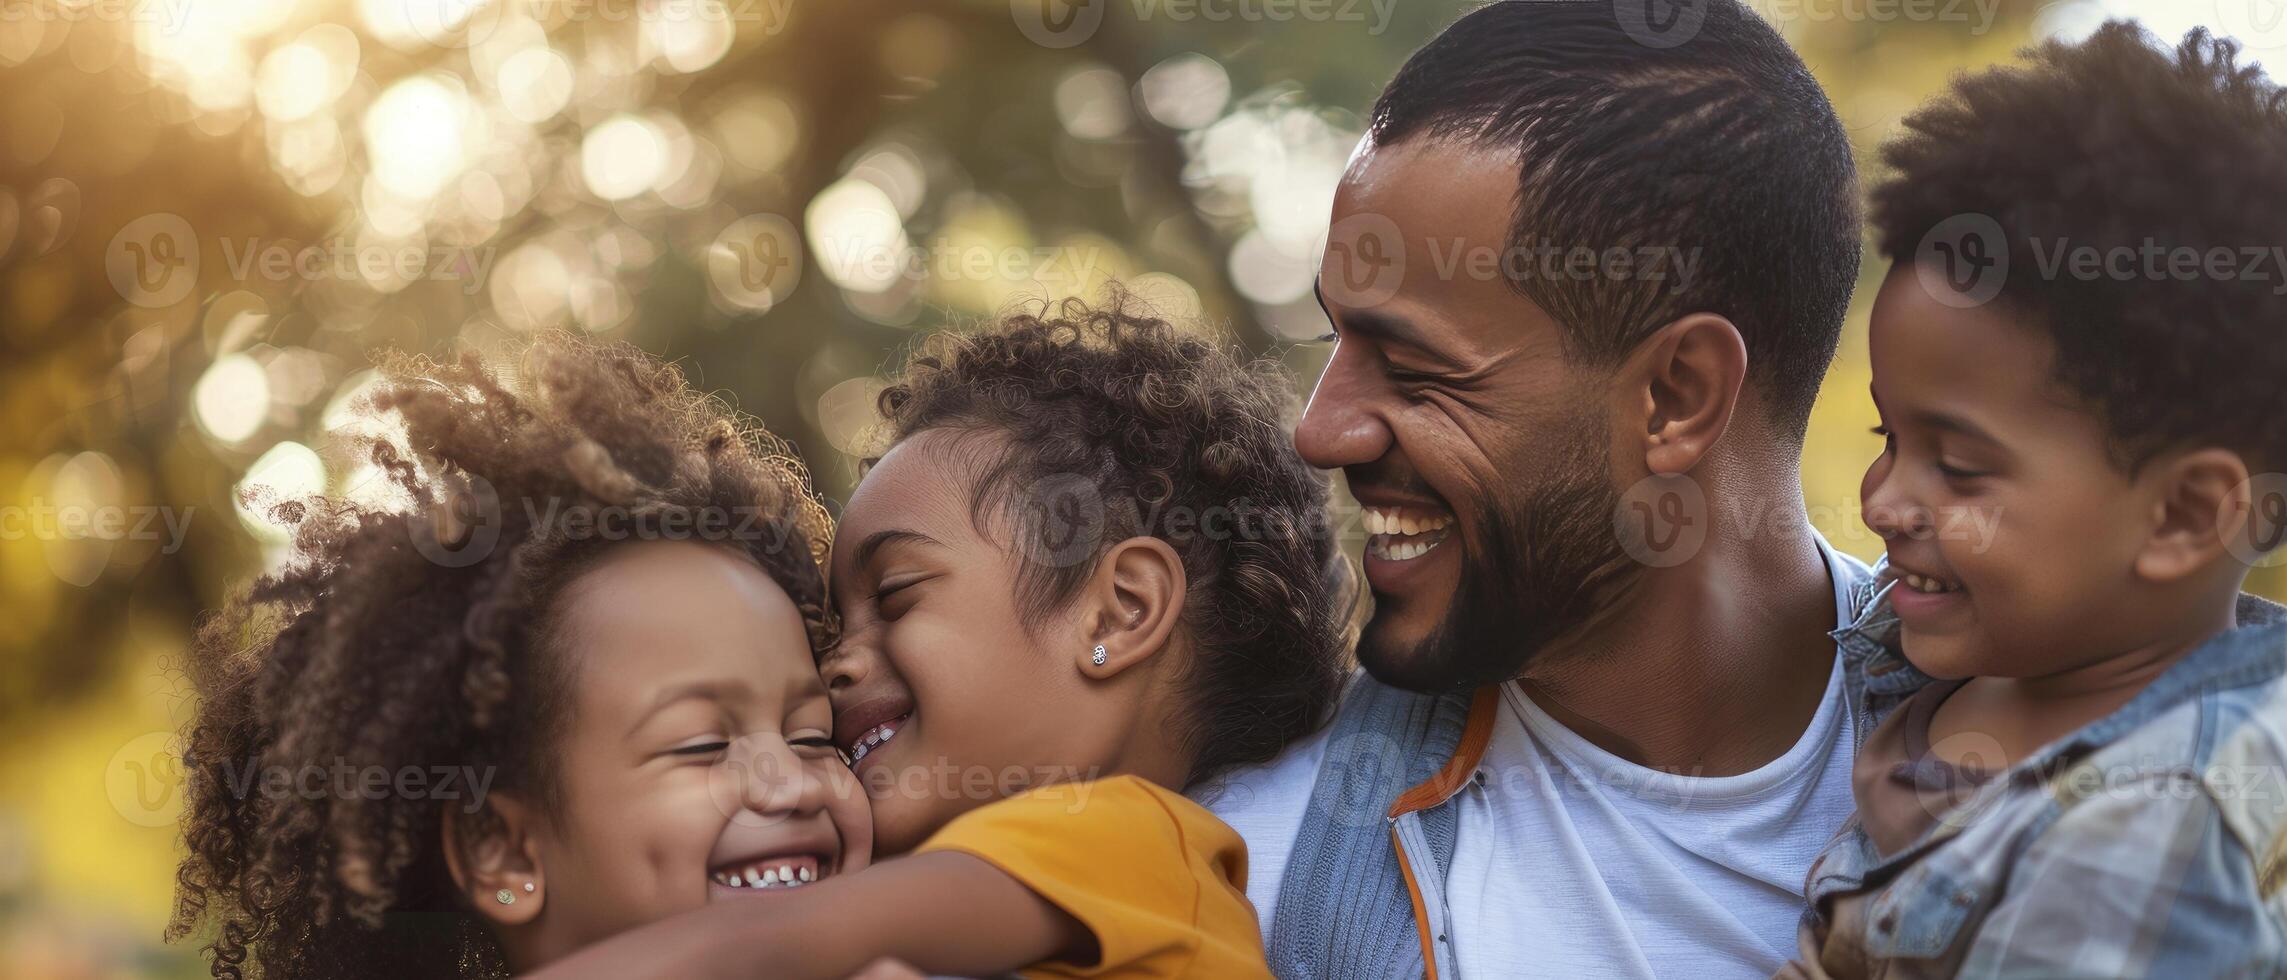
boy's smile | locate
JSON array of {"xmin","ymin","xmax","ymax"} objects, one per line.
[{"xmin": 1882, "ymin": 557, "xmax": 1968, "ymax": 628}]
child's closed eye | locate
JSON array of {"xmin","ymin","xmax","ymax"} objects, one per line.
[
  {"xmin": 668, "ymin": 739, "xmax": 731, "ymax": 758},
  {"xmin": 873, "ymin": 575, "xmax": 934, "ymax": 618}
]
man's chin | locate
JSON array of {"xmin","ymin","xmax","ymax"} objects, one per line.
[{"xmin": 1355, "ymin": 617, "xmax": 1516, "ymax": 695}]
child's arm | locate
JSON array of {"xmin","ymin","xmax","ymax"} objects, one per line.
[{"xmin": 522, "ymin": 851, "xmax": 1094, "ymax": 980}]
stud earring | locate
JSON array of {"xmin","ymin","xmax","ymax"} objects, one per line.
[
  {"xmin": 495, "ymin": 889, "xmax": 515, "ymax": 905},
  {"xmin": 1091, "ymin": 644, "xmax": 1108, "ymax": 666},
  {"xmin": 523, "ymin": 882, "xmax": 535, "ymax": 893}
]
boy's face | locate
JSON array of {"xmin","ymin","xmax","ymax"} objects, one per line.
[
  {"xmin": 528, "ymin": 540, "xmax": 872, "ymax": 956},
  {"xmin": 1861, "ymin": 263, "xmax": 2160, "ymax": 680}
]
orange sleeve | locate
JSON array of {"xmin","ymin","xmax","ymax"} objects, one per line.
[{"xmin": 914, "ymin": 775, "xmax": 1269, "ymax": 979}]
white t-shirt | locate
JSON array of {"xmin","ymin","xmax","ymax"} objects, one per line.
[{"xmin": 1200, "ymin": 537, "xmax": 1865, "ymax": 980}]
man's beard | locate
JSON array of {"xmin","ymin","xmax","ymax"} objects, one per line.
[{"xmin": 1356, "ymin": 434, "xmax": 1643, "ymax": 694}]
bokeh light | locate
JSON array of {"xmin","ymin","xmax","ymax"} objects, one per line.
[{"xmin": 6, "ymin": 3, "xmax": 2286, "ymax": 976}]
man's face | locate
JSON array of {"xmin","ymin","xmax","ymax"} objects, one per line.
[{"xmin": 1302, "ymin": 138, "xmax": 1637, "ymax": 693}]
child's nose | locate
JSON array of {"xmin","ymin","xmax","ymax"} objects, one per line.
[
  {"xmin": 1862, "ymin": 471, "xmax": 1932, "ymax": 542},
  {"xmin": 818, "ymin": 635, "xmax": 874, "ymax": 694},
  {"xmin": 733, "ymin": 740, "xmax": 825, "ymax": 817}
]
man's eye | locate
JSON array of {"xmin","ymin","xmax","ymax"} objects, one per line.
[
  {"xmin": 669, "ymin": 741, "xmax": 729, "ymax": 757},
  {"xmin": 789, "ymin": 736, "xmax": 837, "ymax": 750}
]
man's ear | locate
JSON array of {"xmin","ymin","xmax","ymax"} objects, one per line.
[
  {"xmin": 2135, "ymin": 447, "xmax": 2251, "ymax": 584},
  {"xmin": 1622, "ymin": 313, "xmax": 1747, "ymax": 476},
  {"xmin": 1077, "ymin": 536, "xmax": 1186, "ymax": 679},
  {"xmin": 441, "ymin": 794, "xmax": 547, "ymax": 927}
]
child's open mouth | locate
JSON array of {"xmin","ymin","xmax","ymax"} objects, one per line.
[
  {"xmin": 1884, "ymin": 562, "xmax": 1970, "ymax": 627},
  {"xmin": 846, "ymin": 712, "xmax": 909, "ymax": 764},
  {"xmin": 709, "ymin": 852, "xmax": 831, "ymax": 891},
  {"xmin": 835, "ymin": 692, "xmax": 916, "ymax": 769},
  {"xmin": 1888, "ymin": 567, "xmax": 1964, "ymax": 595}
]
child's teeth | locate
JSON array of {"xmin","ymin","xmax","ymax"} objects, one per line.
[{"xmin": 798, "ymin": 866, "xmax": 813, "ymax": 882}]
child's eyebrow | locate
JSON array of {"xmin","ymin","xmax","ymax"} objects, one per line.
[
  {"xmin": 853, "ymin": 528, "xmax": 942, "ymax": 568},
  {"xmin": 1907, "ymin": 407, "xmax": 2003, "ymax": 446},
  {"xmin": 627, "ymin": 679, "xmax": 751, "ymax": 738}
]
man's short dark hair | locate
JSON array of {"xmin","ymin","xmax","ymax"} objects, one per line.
[
  {"xmin": 1371, "ymin": 0, "xmax": 1861, "ymax": 439},
  {"xmin": 1873, "ymin": 22, "xmax": 2287, "ymax": 471}
]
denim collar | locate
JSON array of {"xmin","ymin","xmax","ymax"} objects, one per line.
[{"xmin": 1832, "ymin": 562, "xmax": 2287, "ymax": 777}]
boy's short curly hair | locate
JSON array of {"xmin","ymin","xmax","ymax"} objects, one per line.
[
  {"xmin": 871, "ymin": 297, "xmax": 1351, "ymax": 786},
  {"xmin": 169, "ymin": 335, "xmax": 834, "ymax": 979},
  {"xmin": 1872, "ymin": 22, "xmax": 2287, "ymax": 470}
]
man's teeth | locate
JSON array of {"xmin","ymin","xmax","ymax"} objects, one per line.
[
  {"xmin": 848, "ymin": 720, "xmax": 901, "ymax": 763},
  {"xmin": 1368, "ymin": 533, "xmax": 1447, "ymax": 561},
  {"xmin": 1363, "ymin": 506, "xmax": 1452, "ymax": 562},
  {"xmin": 1361, "ymin": 507, "xmax": 1454, "ymax": 536},
  {"xmin": 710, "ymin": 856, "xmax": 821, "ymax": 890},
  {"xmin": 1897, "ymin": 572, "xmax": 1961, "ymax": 594}
]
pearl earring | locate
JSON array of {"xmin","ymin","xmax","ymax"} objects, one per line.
[
  {"xmin": 495, "ymin": 889, "xmax": 515, "ymax": 905},
  {"xmin": 1091, "ymin": 644, "xmax": 1108, "ymax": 666},
  {"xmin": 523, "ymin": 882, "xmax": 535, "ymax": 893}
]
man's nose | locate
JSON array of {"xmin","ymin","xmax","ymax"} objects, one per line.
[{"xmin": 1293, "ymin": 343, "xmax": 1395, "ymax": 471}]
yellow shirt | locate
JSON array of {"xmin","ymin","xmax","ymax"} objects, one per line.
[{"xmin": 915, "ymin": 774, "xmax": 1272, "ymax": 979}]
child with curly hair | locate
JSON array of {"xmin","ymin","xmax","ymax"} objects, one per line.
[
  {"xmin": 1787, "ymin": 23, "xmax": 2287, "ymax": 977},
  {"xmin": 533, "ymin": 299, "xmax": 1352, "ymax": 979},
  {"xmin": 169, "ymin": 335, "xmax": 871, "ymax": 979}
]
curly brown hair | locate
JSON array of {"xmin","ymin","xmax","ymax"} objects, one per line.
[
  {"xmin": 1872, "ymin": 23, "xmax": 2287, "ymax": 471},
  {"xmin": 871, "ymin": 296, "xmax": 1351, "ymax": 787},
  {"xmin": 167, "ymin": 335, "xmax": 835, "ymax": 979}
]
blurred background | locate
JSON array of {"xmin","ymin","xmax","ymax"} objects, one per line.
[{"xmin": 1, "ymin": 0, "xmax": 2281, "ymax": 974}]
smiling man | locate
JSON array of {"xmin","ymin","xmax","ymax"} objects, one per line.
[{"xmin": 1195, "ymin": 3, "xmax": 1877, "ymax": 978}]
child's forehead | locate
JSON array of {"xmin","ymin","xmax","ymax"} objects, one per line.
[
  {"xmin": 556, "ymin": 541, "xmax": 816, "ymax": 685},
  {"xmin": 835, "ymin": 431, "xmax": 1001, "ymax": 563}
]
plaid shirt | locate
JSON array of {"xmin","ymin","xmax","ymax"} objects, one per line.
[{"xmin": 1797, "ymin": 568, "xmax": 2287, "ymax": 978}]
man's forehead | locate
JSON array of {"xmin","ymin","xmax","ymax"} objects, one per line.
[{"xmin": 1325, "ymin": 138, "xmax": 1549, "ymax": 350}]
